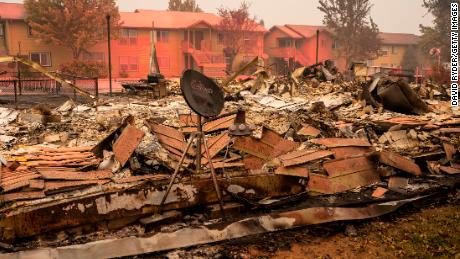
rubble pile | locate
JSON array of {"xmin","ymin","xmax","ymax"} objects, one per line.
[{"xmin": 0, "ymin": 74, "xmax": 458, "ymax": 256}]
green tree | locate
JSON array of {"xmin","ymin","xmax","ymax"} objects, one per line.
[
  {"xmin": 419, "ymin": 0, "xmax": 459, "ymax": 62},
  {"xmin": 24, "ymin": 0, "xmax": 121, "ymax": 60},
  {"xmin": 168, "ymin": 0, "xmax": 203, "ymax": 12},
  {"xmin": 401, "ymin": 45, "xmax": 419, "ymax": 72},
  {"xmin": 318, "ymin": 0, "xmax": 381, "ymax": 67}
]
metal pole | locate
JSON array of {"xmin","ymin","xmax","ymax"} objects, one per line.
[
  {"xmin": 196, "ymin": 115, "xmax": 202, "ymax": 173},
  {"xmin": 203, "ymin": 135, "xmax": 225, "ymax": 219},
  {"xmin": 95, "ymin": 77, "xmax": 99, "ymax": 99},
  {"xmin": 73, "ymin": 79, "xmax": 77, "ymax": 101},
  {"xmin": 13, "ymin": 80, "xmax": 17, "ymax": 107},
  {"xmin": 159, "ymin": 135, "xmax": 195, "ymax": 214},
  {"xmin": 106, "ymin": 14, "xmax": 113, "ymax": 96},
  {"xmin": 16, "ymin": 60, "xmax": 22, "ymax": 96},
  {"xmin": 316, "ymin": 29, "xmax": 319, "ymax": 64}
]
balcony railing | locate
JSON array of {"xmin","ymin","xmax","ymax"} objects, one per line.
[
  {"xmin": 267, "ymin": 47, "xmax": 296, "ymax": 58},
  {"xmin": 182, "ymin": 40, "xmax": 213, "ymax": 53}
]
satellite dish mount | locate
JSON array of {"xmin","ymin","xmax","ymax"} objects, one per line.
[{"xmin": 159, "ymin": 70, "xmax": 226, "ymax": 218}]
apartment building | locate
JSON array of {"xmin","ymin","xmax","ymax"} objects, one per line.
[
  {"xmin": 0, "ymin": 2, "xmax": 266, "ymax": 78},
  {"xmin": 264, "ymin": 25, "xmax": 340, "ymax": 73},
  {"xmin": 368, "ymin": 32, "xmax": 423, "ymax": 69}
]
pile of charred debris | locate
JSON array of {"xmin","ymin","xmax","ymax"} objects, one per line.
[{"xmin": 0, "ymin": 66, "xmax": 458, "ymax": 258}]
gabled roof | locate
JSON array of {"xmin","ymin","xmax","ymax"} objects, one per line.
[
  {"xmin": 285, "ymin": 25, "xmax": 330, "ymax": 38},
  {"xmin": 0, "ymin": 2, "xmax": 266, "ymax": 32},
  {"xmin": 379, "ymin": 32, "xmax": 419, "ymax": 45},
  {"xmin": 122, "ymin": 9, "xmax": 221, "ymax": 29},
  {"xmin": 0, "ymin": 2, "xmax": 26, "ymax": 20},
  {"xmin": 122, "ymin": 9, "xmax": 266, "ymax": 31},
  {"xmin": 270, "ymin": 25, "xmax": 303, "ymax": 39}
]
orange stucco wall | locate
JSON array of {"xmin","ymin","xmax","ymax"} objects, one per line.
[
  {"xmin": 300, "ymin": 32, "xmax": 334, "ymax": 65},
  {"xmin": 264, "ymin": 27, "xmax": 336, "ymax": 69},
  {"xmin": 2, "ymin": 19, "xmax": 265, "ymax": 78},
  {"xmin": 5, "ymin": 20, "xmax": 73, "ymax": 70}
]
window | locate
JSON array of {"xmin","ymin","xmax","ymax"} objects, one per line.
[
  {"xmin": 96, "ymin": 27, "xmax": 104, "ymax": 40},
  {"xmin": 243, "ymin": 33, "xmax": 257, "ymax": 45},
  {"xmin": 157, "ymin": 31, "xmax": 169, "ymax": 43},
  {"xmin": 278, "ymin": 38, "xmax": 292, "ymax": 48},
  {"xmin": 295, "ymin": 40, "xmax": 302, "ymax": 49},
  {"xmin": 218, "ymin": 33, "xmax": 224, "ymax": 44},
  {"xmin": 391, "ymin": 46, "xmax": 397, "ymax": 54},
  {"xmin": 119, "ymin": 56, "xmax": 138, "ymax": 72},
  {"xmin": 0, "ymin": 23, "xmax": 4, "ymax": 38},
  {"xmin": 119, "ymin": 29, "xmax": 137, "ymax": 45},
  {"xmin": 379, "ymin": 48, "xmax": 389, "ymax": 57},
  {"xmin": 157, "ymin": 57, "xmax": 170, "ymax": 68},
  {"xmin": 30, "ymin": 52, "xmax": 51, "ymax": 67},
  {"xmin": 332, "ymin": 40, "xmax": 339, "ymax": 49},
  {"xmin": 82, "ymin": 52, "xmax": 104, "ymax": 62}
]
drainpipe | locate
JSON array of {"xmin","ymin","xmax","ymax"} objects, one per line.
[{"xmin": 316, "ymin": 29, "xmax": 319, "ymax": 63}]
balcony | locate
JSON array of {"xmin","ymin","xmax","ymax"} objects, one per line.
[
  {"xmin": 267, "ymin": 47, "xmax": 295, "ymax": 58},
  {"xmin": 266, "ymin": 47, "xmax": 311, "ymax": 66},
  {"xmin": 182, "ymin": 40, "xmax": 212, "ymax": 53}
]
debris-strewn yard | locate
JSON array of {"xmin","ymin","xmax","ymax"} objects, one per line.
[
  {"xmin": 0, "ymin": 66, "xmax": 459, "ymax": 258},
  {"xmin": 154, "ymin": 195, "xmax": 460, "ymax": 259}
]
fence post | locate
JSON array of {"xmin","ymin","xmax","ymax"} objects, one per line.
[
  {"xmin": 17, "ymin": 62, "xmax": 22, "ymax": 96},
  {"xmin": 73, "ymin": 79, "xmax": 77, "ymax": 101},
  {"xmin": 13, "ymin": 80, "xmax": 18, "ymax": 107},
  {"xmin": 95, "ymin": 77, "xmax": 99, "ymax": 99}
]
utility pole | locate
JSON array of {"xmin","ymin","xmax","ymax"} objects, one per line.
[{"xmin": 106, "ymin": 14, "xmax": 113, "ymax": 96}]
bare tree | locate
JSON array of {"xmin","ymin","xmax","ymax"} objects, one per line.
[
  {"xmin": 318, "ymin": 0, "xmax": 381, "ymax": 67},
  {"xmin": 217, "ymin": 2, "xmax": 258, "ymax": 71}
]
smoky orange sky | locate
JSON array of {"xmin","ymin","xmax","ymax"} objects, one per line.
[{"xmin": 3, "ymin": 0, "xmax": 434, "ymax": 34}]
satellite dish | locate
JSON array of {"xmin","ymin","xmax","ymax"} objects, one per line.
[{"xmin": 180, "ymin": 69, "xmax": 224, "ymax": 118}]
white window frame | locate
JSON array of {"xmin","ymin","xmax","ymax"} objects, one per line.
[
  {"xmin": 30, "ymin": 52, "xmax": 51, "ymax": 67},
  {"xmin": 157, "ymin": 31, "xmax": 169, "ymax": 43},
  {"xmin": 0, "ymin": 23, "xmax": 4, "ymax": 38},
  {"xmin": 119, "ymin": 56, "xmax": 139, "ymax": 72},
  {"xmin": 119, "ymin": 29, "xmax": 138, "ymax": 45}
]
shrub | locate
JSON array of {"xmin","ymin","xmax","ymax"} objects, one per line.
[{"xmin": 59, "ymin": 60, "xmax": 108, "ymax": 78}]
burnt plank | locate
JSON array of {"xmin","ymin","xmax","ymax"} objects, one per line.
[
  {"xmin": 261, "ymin": 127, "xmax": 299, "ymax": 156},
  {"xmin": 203, "ymin": 115, "xmax": 236, "ymax": 132},
  {"xmin": 149, "ymin": 123, "xmax": 184, "ymax": 142},
  {"xmin": 243, "ymin": 155, "xmax": 265, "ymax": 170},
  {"xmin": 297, "ymin": 124, "xmax": 321, "ymax": 137},
  {"xmin": 45, "ymin": 180, "xmax": 110, "ymax": 191},
  {"xmin": 307, "ymin": 170, "xmax": 380, "ymax": 194},
  {"xmin": 29, "ymin": 179, "xmax": 45, "ymax": 189},
  {"xmin": 233, "ymin": 136, "xmax": 274, "ymax": 160},
  {"xmin": 310, "ymin": 138, "xmax": 371, "ymax": 147},
  {"xmin": 39, "ymin": 169, "xmax": 112, "ymax": 180},
  {"xmin": 379, "ymin": 151, "xmax": 422, "ymax": 176},
  {"xmin": 323, "ymin": 156, "xmax": 375, "ymax": 177},
  {"xmin": 156, "ymin": 134, "xmax": 196, "ymax": 156},
  {"xmin": 113, "ymin": 125, "xmax": 145, "ymax": 167},
  {"xmin": 281, "ymin": 150, "xmax": 333, "ymax": 167},
  {"xmin": 275, "ymin": 166, "xmax": 310, "ymax": 178},
  {"xmin": 0, "ymin": 191, "xmax": 46, "ymax": 202},
  {"xmin": 330, "ymin": 147, "xmax": 372, "ymax": 159}
]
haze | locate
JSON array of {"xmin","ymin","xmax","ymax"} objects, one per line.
[{"xmin": 2, "ymin": 0, "xmax": 433, "ymax": 34}]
